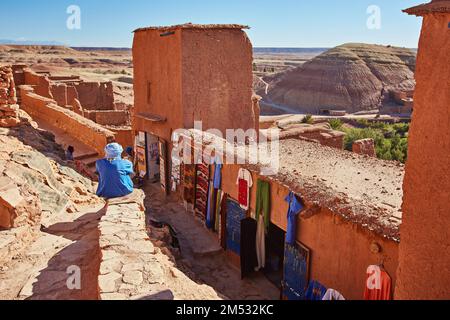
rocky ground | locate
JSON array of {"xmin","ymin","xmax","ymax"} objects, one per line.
[{"xmin": 0, "ymin": 115, "xmax": 105, "ymax": 299}]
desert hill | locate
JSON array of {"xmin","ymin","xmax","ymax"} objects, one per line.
[{"xmin": 260, "ymin": 43, "xmax": 416, "ymax": 114}]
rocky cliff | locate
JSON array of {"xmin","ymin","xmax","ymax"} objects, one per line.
[{"xmin": 261, "ymin": 43, "xmax": 416, "ymax": 114}]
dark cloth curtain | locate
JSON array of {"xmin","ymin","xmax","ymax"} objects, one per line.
[{"xmin": 240, "ymin": 217, "xmax": 258, "ymax": 279}]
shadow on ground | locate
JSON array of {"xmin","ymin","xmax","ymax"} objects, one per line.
[{"xmin": 25, "ymin": 206, "xmax": 106, "ymax": 300}]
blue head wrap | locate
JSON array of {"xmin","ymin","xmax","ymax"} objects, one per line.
[{"xmin": 105, "ymin": 143, "xmax": 123, "ymax": 159}]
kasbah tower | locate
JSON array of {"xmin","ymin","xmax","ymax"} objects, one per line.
[{"xmin": 396, "ymin": 0, "xmax": 450, "ymax": 299}]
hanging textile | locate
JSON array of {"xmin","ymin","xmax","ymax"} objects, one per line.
[
  {"xmin": 226, "ymin": 198, "xmax": 246, "ymax": 254},
  {"xmin": 305, "ymin": 280, "xmax": 327, "ymax": 301},
  {"xmin": 194, "ymin": 163, "xmax": 210, "ymax": 221},
  {"xmin": 282, "ymin": 242, "xmax": 310, "ymax": 300},
  {"xmin": 214, "ymin": 190, "xmax": 223, "ymax": 232},
  {"xmin": 255, "ymin": 213, "xmax": 266, "ymax": 271},
  {"xmin": 206, "ymin": 181, "xmax": 217, "ymax": 229},
  {"xmin": 240, "ymin": 217, "xmax": 258, "ymax": 279},
  {"xmin": 236, "ymin": 168, "xmax": 253, "ymax": 210},
  {"xmin": 255, "ymin": 180, "xmax": 270, "ymax": 232},
  {"xmin": 255, "ymin": 179, "xmax": 270, "ymax": 271},
  {"xmin": 183, "ymin": 164, "xmax": 196, "ymax": 204},
  {"xmin": 364, "ymin": 265, "xmax": 392, "ymax": 300},
  {"xmin": 213, "ymin": 161, "xmax": 223, "ymax": 190},
  {"xmin": 219, "ymin": 193, "xmax": 229, "ymax": 249},
  {"xmin": 284, "ymin": 192, "xmax": 304, "ymax": 245}
]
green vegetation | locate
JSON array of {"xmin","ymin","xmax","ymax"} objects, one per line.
[
  {"xmin": 340, "ymin": 120, "xmax": 410, "ymax": 163},
  {"xmin": 302, "ymin": 114, "xmax": 314, "ymax": 125},
  {"xmin": 328, "ymin": 119, "xmax": 343, "ymax": 130}
]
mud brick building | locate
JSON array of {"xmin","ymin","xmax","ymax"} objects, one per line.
[
  {"xmin": 396, "ymin": 0, "xmax": 450, "ymax": 300},
  {"xmin": 132, "ymin": 23, "xmax": 258, "ymax": 144}
]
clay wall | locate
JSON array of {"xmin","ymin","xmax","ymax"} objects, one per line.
[
  {"xmin": 219, "ymin": 164, "xmax": 399, "ymax": 300},
  {"xmin": 20, "ymin": 86, "xmax": 115, "ymax": 155},
  {"xmin": 23, "ymin": 69, "xmax": 52, "ymax": 99},
  {"xmin": 50, "ymin": 83, "xmax": 68, "ymax": 107},
  {"xmin": 110, "ymin": 128, "xmax": 134, "ymax": 150},
  {"xmin": 132, "ymin": 29, "xmax": 183, "ymax": 143},
  {"xmin": 75, "ymin": 82, "xmax": 115, "ymax": 111},
  {"xmin": 396, "ymin": 12, "xmax": 450, "ymax": 300},
  {"xmin": 181, "ymin": 29, "xmax": 256, "ymax": 134},
  {"xmin": 93, "ymin": 110, "xmax": 130, "ymax": 126}
]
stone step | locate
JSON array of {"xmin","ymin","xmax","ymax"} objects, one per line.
[
  {"xmin": 84, "ymin": 157, "xmax": 99, "ymax": 168},
  {"xmin": 75, "ymin": 151, "xmax": 99, "ymax": 161}
]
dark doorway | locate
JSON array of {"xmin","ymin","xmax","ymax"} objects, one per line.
[{"xmin": 263, "ymin": 223, "xmax": 286, "ymax": 290}]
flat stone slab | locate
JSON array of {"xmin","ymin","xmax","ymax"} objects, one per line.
[{"xmin": 98, "ymin": 272, "xmax": 122, "ymax": 294}]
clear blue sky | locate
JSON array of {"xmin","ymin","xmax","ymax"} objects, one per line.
[{"xmin": 0, "ymin": 0, "xmax": 424, "ymax": 48}]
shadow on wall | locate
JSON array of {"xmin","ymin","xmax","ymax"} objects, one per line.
[{"xmin": 25, "ymin": 207, "xmax": 106, "ymax": 300}]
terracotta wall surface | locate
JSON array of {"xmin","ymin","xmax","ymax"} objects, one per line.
[
  {"xmin": 50, "ymin": 83, "xmax": 68, "ymax": 107},
  {"xmin": 132, "ymin": 29, "xmax": 183, "ymax": 143},
  {"xmin": 93, "ymin": 110, "xmax": 130, "ymax": 126},
  {"xmin": 23, "ymin": 69, "xmax": 52, "ymax": 99},
  {"xmin": 220, "ymin": 164, "xmax": 399, "ymax": 300},
  {"xmin": 396, "ymin": 13, "xmax": 450, "ymax": 300},
  {"xmin": 20, "ymin": 87, "xmax": 115, "ymax": 155},
  {"xmin": 181, "ymin": 29, "xmax": 255, "ymax": 134},
  {"xmin": 66, "ymin": 85, "xmax": 79, "ymax": 105},
  {"xmin": 110, "ymin": 128, "xmax": 134, "ymax": 150}
]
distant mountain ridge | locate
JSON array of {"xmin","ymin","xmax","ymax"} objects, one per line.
[
  {"xmin": 254, "ymin": 47, "xmax": 329, "ymax": 54},
  {"xmin": 0, "ymin": 39, "xmax": 66, "ymax": 46}
]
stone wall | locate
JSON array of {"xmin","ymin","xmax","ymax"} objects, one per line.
[
  {"xmin": 352, "ymin": 139, "xmax": 376, "ymax": 157},
  {"xmin": 274, "ymin": 123, "xmax": 345, "ymax": 150},
  {"xmin": 97, "ymin": 190, "xmax": 221, "ymax": 300},
  {"xmin": 0, "ymin": 65, "xmax": 21, "ymax": 128},
  {"xmin": 97, "ymin": 190, "xmax": 154, "ymax": 300},
  {"xmin": 20, "ymin": 86, "xmax": 116, "ymax": 155}
]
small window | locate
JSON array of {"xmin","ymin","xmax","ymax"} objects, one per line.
[{"xmin": 147, "ymin": 81, "xmax": 151, "ymax": 105}]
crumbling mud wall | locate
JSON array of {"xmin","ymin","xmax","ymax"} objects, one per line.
[
  {"xmin": 23, "ymin": 69, "xmax": 52, "ymax": 99},
  {"xmin": 219, "ymin": 164, "xmax": 399, "ymax": 300},
  {"xmin": 20, "ymin": 86, "xmax": 116, "ymax": 155},
  {"xmin": 75, "ymin": 82, "xmax": 115, "ymax": 110},
  {"xmin": 353, "ymin": 139, "xmax": 376, "ymax": 157},
  {"xmin": 396, "ymin": 9, "xmax": 450, "ymax": 300},
  {"xmin": 0, "ymin": 65, "xmax": 21, "ymax": 128},
  {"xmin": 84, "ymin": 110, "xmax": 130, "ymax": 127},
  {"xmin": 182, "ymin": 28, "xmax": 256, "ymax": 134}
]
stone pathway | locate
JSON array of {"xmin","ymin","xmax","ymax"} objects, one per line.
[
  {"xmin": 143, "ymin": 183, "xmax": 280, "ymax": 300},
  {"xmin": 97, "ymin": 190, "xmax": 222, "ymax": 300},
  {"xmin": 0, "ymin": 204, "xmax": 105, "ymax": 300}
]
